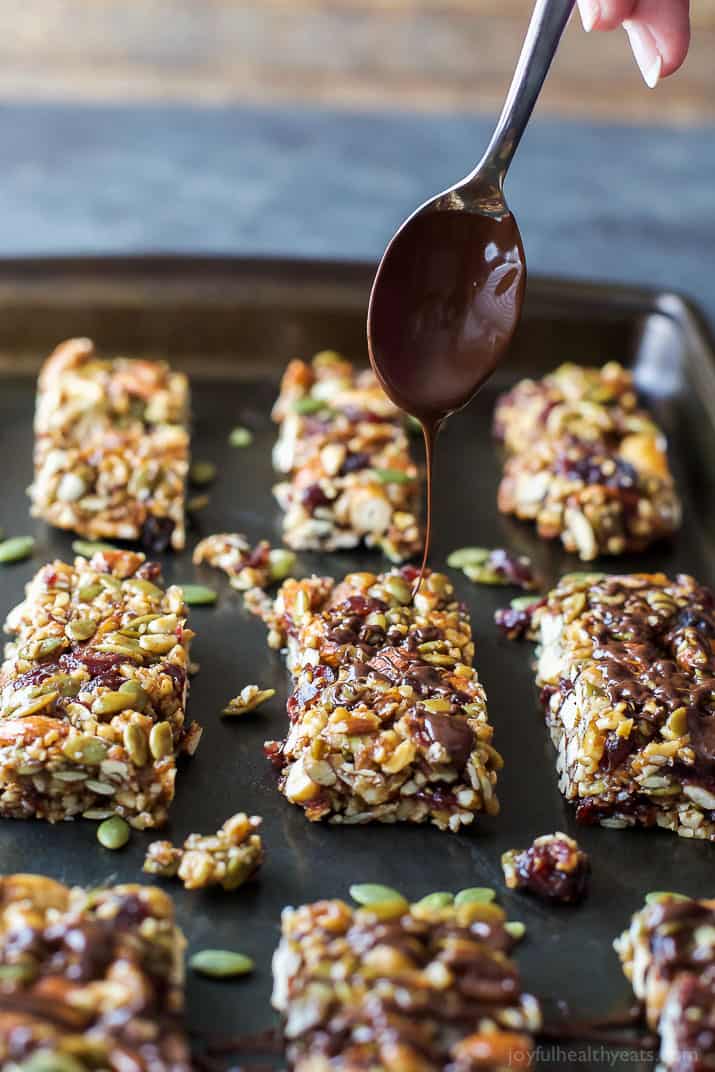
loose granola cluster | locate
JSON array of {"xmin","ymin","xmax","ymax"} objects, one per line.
[
  {"xmin": 0, "ymin": 548, "xmax": 200, "ymax": 827},
  {"xmin": 29, "ymin": 337, "xmax": 189, "ymax": 552},
  {"xmin": 494, "ymin": 362, "xmax": 681, "ymax": 559},
  {"xmin": 501, "ymin": 832, "xmax": 590, "ymax": 904},
  {"xmin": 272, "ymin": 352, "xmax": 421, "ymax": 561},
  {"xmin": 144, "ymin": 812, "xmax": 264, "ymax": 890},
  {"xmin": 615, "ymin": 895, "xmax": 715, "ymax": 1071},
  {"xmin": 0, "ymin": 873, "xmax": 190, "ymax": 1071},
  {"xmin": 272, "ymin": 896, "xmax": 541, "ymax": 1072},
  {"xmin": 528, "ymin": 571, "xmax": 715, "ymax": 839},
  {"xmin": 193, "ymin": 532, "xmax": 296, "ymax": 591},
  {"xmin": 260, "ymin": 566, "xmax": 502, "ymax": 830}
]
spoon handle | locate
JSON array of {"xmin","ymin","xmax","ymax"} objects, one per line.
[{"xmin": 470, "ymin": 0, "xmax": 575, "ymax": 187}]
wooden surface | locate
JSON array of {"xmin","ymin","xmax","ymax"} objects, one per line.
[{"xmin": 0, "ymin": 0, "xmax": 713, "ymax": 124}]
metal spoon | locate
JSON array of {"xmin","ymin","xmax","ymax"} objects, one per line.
[{"xmin": 367, "ymin": 0, "xmax": 576, "ymax": 426}]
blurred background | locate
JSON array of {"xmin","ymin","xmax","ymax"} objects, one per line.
[{"xmin": 3, "ymin": 0, "xmax": 713, "ymax": 122}]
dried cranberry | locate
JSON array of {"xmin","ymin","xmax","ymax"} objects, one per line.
[
  {"xmin": 507, "ymin": 834, "xmax": 590, "ymax": 904},
  {"xmin": 495, "ymin": 606, "xmax": 534, "ymax": 640},
  {"xmin": 300, "ymin": 484, "xmax": 331, "ymax": 512},
  {"xmin": 264, "ymin": 740, "xmax": 285, "ymax": 770},
  {"xmin": 488, "ymin": 549, "xmax": 537, "ymax": 590},
  {"xmin": 246, "ymin": 542, "xmax": 270, "ymax": 568},
  {"xmin": 161, "ymin": 663, "xmax": 186, "ymax": 694},
  {"xmin": 141, "ymin": 515, "xmax": 174, "ymax": 554},
  {"xmin": 601, "ymin": 730, "xmax": 637, "ymax": 772},
  {"xmin": 339, "ymin": 451, "xmax": 371, "ymax": 476},
  {"xmin": 134, "ymin": 560, "xmax": 162, "ymax": 582}
]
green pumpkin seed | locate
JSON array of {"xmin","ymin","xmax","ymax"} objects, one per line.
[
  {"xmin": 384, "ymin": 576, "xmax": 412, "ymax": 605},
  {"xmin": 124, "ymin": 578, "xmax": 163, "ymax": 598},
  {"xmin": 78, "ymin": 583, "xmax": 103, "ymax": 602},
  {"xmin": 66, "ymin": 618, "xmax": 98, "ymax": 642},
  {"xmin": 446, "ymin": 547, "xmax": 490, "ymax": 569},
  {"xmin": 372, "ymin": 468, "xmax": 412, "ymax": 485},
  {"xmin": 98, "ymin": 574, "xmax": 122, "ymax": 591},
  {"xmin": 645, "ymin": 891, "xmax": 690, "ymax": 905},
  {"xmin": 505, "ymin": 921, "xmax": 526, "ymax": 940},
  {"xmin": 454, "ymin": 887, "xmax": 496, "ymax": 905},
  {"xmin": 189, "ymin": 460, "xmax": 217, "ymax": 486},
  {"xmin": 228, "ymin": 426, "xmax": 254, "ymax": 447},
  {"xmin": 292, "ymin": 397, "xmax": 326, "ymax": 416},
  {"xmin": 33, "ymin": 637, "xmax": 65, "ymax": 659},
  {"xmin": 268, "ymin": 548, "xmax": 297, "ymax": 583},
  {"xmin": 62, "ymin": 735, "xmax": 108, "ymax": 765},
  {"xmin": 72, "ymin": 540, "xmax": 117, "ymax": 558},
  {"xmin": 414, "ymin": 892, "xmax": 454, "ymax": 909},
  {"xmin": 562, "ymin": 572, "xmax": 606, "ymax": 585},
  {"xmin": 510, "ymin": 596, "xmax": 541, "ymax": 611},
  {"xmin": 92, "ymin": 691, "xmax": 132, "ymax": 717},
  {"xmin": 85, "ymin": 779, "xmax": 115, "ymax": 796},
  {"xmin": 124, "ymin": 723, "xmax": 149, "ymax": 766},
  {"xmin": 119, "ymin": 679, "xmax": 149, "ymax": 710},
  {"xmin": 149, "ymin": 721, "xmax": 173, "ymax": 760},
  {"xmin": 190, "ymin": 949, "xmax": 254, "ymax": 978},
  {"xmin": 138, "ymin": 634, "xmax": 176, "ymax": 655},
  {"xmin": 0, "ymin": 536, "xmax": 34, "ymax": 564},
  {"xmin": 349, "ymin": 883, "xmax": 406, "ymax": 907},
  {"xmin": 180, "ymin": 584, "xmax": 217, "ymax": 606},
  {"xmin": 97, "ymin": 815, "xmax": 130, "ymax": 850},
  {"xmin": 0, "ymin": 962, "xmax": 36, "ymax": 983},
  {"xmin": 18, "ymin": 1053, "xmax": 84, "ymax": 1072}
]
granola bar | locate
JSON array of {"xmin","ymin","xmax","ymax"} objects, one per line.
[
  {"xmin": 501, "ymin": 832, "xmax": 590, "ymax": 904},
  {"xmin": 0, "ymin": 548, "xmax": 201, "ymax": 828},
  {"xmin": 262, "ymin": 566, "xmax": 501, "ymax": 830},
  {"xmin": 0, "ymin": 873, "xmax": 190, "ymax": 1071},
  {"xmin": 144, "ymin": 812, "xmax": 264, "ymax": 890},
  {"xmin": 29, "ymin": 337, "xmax": 189, "ymax": 552},
  {"xmin": 493, "ymin": 361, "xmax": 681, "ymax": 559},
  {"xmin": 526, "ymin": 570, "xmax": 715, "ymax": 839},
  {"xmin": 272, "ymin": 895, "xmax": 541, "ymax": 1071},
  {"xmin": 615, "ymin": 894, "xmax": 715, "ymax": 1071},
  {"xmin": 272, "ymin": 352, "xmax": 421, "ymax": 561}
]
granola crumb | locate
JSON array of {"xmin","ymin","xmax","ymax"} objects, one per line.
[
  {"xmin": 143, "ymin": 812, "xmax": 264, "ymax": 891},
  {"xmin": 222, "ymin": 685, "xmax": 276, "ymax": 717},
  {"xmin": 502, "ymin": 832, "xmax": 590, "ymax": 904}
]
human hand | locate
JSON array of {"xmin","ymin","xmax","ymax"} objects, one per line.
[{"xmin": 577, "ymin": 0, "xmax": 690, "ymax": 88}]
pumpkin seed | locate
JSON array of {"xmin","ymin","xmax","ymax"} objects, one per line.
[
  {"xmin": 124, "ymin": 578, "xmax": 163, "ymax": 598},
  {"xmin": 78, "ymin": 583, "xmax": 102, "ymax": 601},
  {"xmin": 372, "ymin": 468, "xmax": 412, "ymax": 485},
  {"xmin": 645, "ymin": 891, "xmax": 689, "ymax": 905},
  {"xmin": 119, "ymin": 680, "xmax": 149, "ymax": 710},
  {"xmin": 149, "ymin": 721, "xmax": 173, "ymax": 760},
  {"xmin": 384, "ymin": 576, "xmax": 411, "ymax": 605},
  {"xmin": 18, "ymin": 1052, "xmax": 84, "ymax": 1072},
  {"xmin": 180, "ymin": 584, "xmax": 217, "ymax": 606},
  {"xmin": 124, "ymin": 723, "xmax": 149, "ymax": 766},
  {"xmin": 447, "ymin": 547, "xmax": 490, "ymax": 569},
  {"xmin": 268, "ymin": 548, "xmax": 297, "ymax": 583},
  {"xmin": 415, "ymin": 892, "xmax": 454, "ymax": 908},
  {"xmin": 62, "ymin": 735, "xmax": 108, "ymax": 765},
  {"xmin": 97, "ymin": 815, "xmax": 130, "ymax": 850},
  {"xmin": 53, "ymin": 770, "xmax": 88, "ymax": 783},
  {"xmin": 25, "ymin": 637, "xmax": 65, "ymax": 660},
  {"xmin": 92, "ymin": 691, "xmax": 131, "ymax": 717},
  {"xmin": 66, "ymin": 618, "xmax": 97, "ymax": 642},
  {"xmin": 190, "ymin": 949, "xmax": 254, "ymax": 978},
  {"xmin": 505, "ymin": 921, "xmax": 526, "ymax": 940},
  {"xmin": 82, "ymin": 808, "xmax": 114, "ymax": 820},
  {"xmin": 349, "ymin": 883, "xmax": 406, "ymax": 907},
  {"xmin": 139, "ymin": 634, "xmax": 175, "ymax": 655},
  {"xmin": 72, "ymin": 540, "xmax": 117, "ymax": 557},
  {"xmin": 228, "ymin": 426, "xmax": 254, "ymax": 447},
  {"xmin": 0, "ymin": 536, "xmax": 34, "ymax": 564},
  {"xmin": 454, "ymin": 887, "xmax": 496, "ymax": 905},
  {"xmin": 0, "ymin": 962, "xmax": 36, "ymax": 983},
  {"xmin": 292, "ymin": 397, "xmax": 326, "ymax": 416},
  {"xmin": 510, "ymin": 595, "xmax": 541, "ymax": 611},
  {"xmin": 189, "ymin": 460, "xmax": 217, "ymax": 486},
  {"xmin": 85, "ymin": 779, "xmax": 115, "ymax": 795}
]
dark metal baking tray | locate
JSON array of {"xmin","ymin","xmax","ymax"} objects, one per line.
[{"xmin": 0, "ymin": 256, "xmax": 713, "ymax": 1071}]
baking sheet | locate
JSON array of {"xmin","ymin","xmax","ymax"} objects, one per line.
[{"xmin": 0, "ymin": 256, "xmax": 714, "ymax": 1070}]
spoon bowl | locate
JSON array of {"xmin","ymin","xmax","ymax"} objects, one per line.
[{"xmin": 367, "ymin": 190, "xmax": 526, "ymax": 424}]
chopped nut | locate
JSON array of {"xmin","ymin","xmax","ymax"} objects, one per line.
[{"xmin": 222, "ymin": 685, "xmax": 276, "ymax": 717}]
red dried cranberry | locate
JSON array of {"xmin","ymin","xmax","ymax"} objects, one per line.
[
  {"xmin": 511, "ymin": 835, "xmax": 590, "ymax": 904},
  {"xmin": 339, "ymin": 451, "xmax": 371, "ymax": 475},
  {"xmin": 300, "ymin": 484, "xmax": 331, "ymax": 512},
  {"xmin": 135, "ymin": 561, "xmax": 163, "ymax": 582}
]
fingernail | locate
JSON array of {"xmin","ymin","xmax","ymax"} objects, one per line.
[
  {"xmin": 623, "ymin": 20, "xmax": 662, "ymax": 88},
  {"xmin": 578, "ymin": 0, "xmax": 599, "ymax": 32}
]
